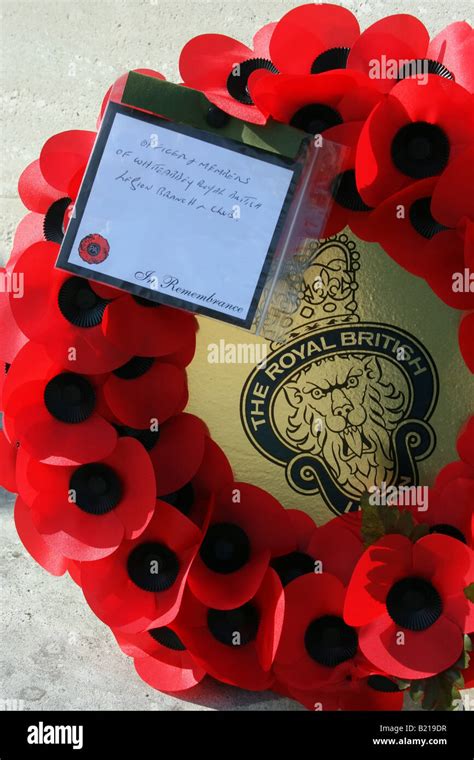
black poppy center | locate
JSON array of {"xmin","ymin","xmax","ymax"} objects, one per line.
[
  {"xmin": 386, "ymin": 577, "xmax": 442, "ymax": 631},
  {"xmin": 127, "ymin": 542, "xmax": 179, "ymax": 592},
  {"xmin": 70, "ymin": 463, "xmax": 122, "ymax": 515},
  {"xmin": 429, "ymin": 523, "xmax": 467, "ymax": 544},
  {"xmin": 409, "ymin": 197, "xmax": 449, "ymax": 239},
  {"xmin": 148, "ymin": 626, "xmax": 186, "ymax": 651},
  {"xmin": 208, "ymin": 602, "xmax": 259, "ymax": 646},
  {"xmin": 43, "ymin": 196, "xmax": 72, "ymax": 244},
  {"xmin": 398, "ymin": 58, "xmax": 454, "ymax": 82},
  {"xmin": 58, "ymin": 277, "xmax": 107, "ymax": 328},
  {"xmin": 311, "ymin": 47, "xmax": 351, "ymax": 74},
  {"xmin": 161, "ymin": 482, "xmax": 195, "ymax": 517},
  {"xmin": 226, "ymin": 57, "xmax": 278, "ymax": 105},
  {"xmin": 391, "ymin": 121, "xmax": 450, "ymax": 179},
  {"xmin": 114, "ymin": 424, "xmax": 160, "ymax": 451},
  {"xmin": 331, "ymin": 169, "xmax": 373, "ymax": 212},
  {"xmin": 200, "ymin": 522, "xmax": 250, "ymax": 574},
  {"xmin": 44, "ymin": 372, "xmax": 95, "ymax": 424},
  {"xmin": 271, "ymin": 551, "xmax": 315, "ymax": 586},
  {"xmin": 113, "ymin": 356, "xmax": 155, "ymax": 380},
  {"xmin": 290, "ymin": 103, "xmax": 343, "ymax": 135},
  {"xmin": 305, "ymin": 615, "xmax": 358, "ymax": 667},
  {"xmin": 367, "ymin": 675, "xmax": 401, "ymax": 693}
]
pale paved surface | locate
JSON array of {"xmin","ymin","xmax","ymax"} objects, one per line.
[{"xmin": 1, "ymin": 0, "xmax": 472, "ymax": 711}]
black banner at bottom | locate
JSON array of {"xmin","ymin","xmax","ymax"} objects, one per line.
[{"xmin": 0, "ymin": 710, "xmax": 472, "ymax": 758}]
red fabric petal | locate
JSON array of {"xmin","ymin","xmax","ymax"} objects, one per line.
[
  {"xmin": 103, "ymin": 296, "xmax": 197, "ymax": 358},
  {"xmin": 178, "ymin": 34, "xmax": 268, "ymax": 125},
  {"xmin": 0, "ymin": 287, "xmax": 28, "ymax": 365},
  {"xmin": 103, "ymin": 360, "xmax": 187, "ymax": 428},
  {"xmin": 344, "ymin": 534, "xmax": 414, "ymax": 626},
  {"xmin": 364, "ymin": 178, "xmax": 438, "ymax": 277},
  {"xmin": 7, "ymin": 213, "xmax": 45, "ymax": 271},
  {"xmin": 428, "ymin": 22, "xmax": 474, "ymax": 94},
  {"xmin": 431, "ymin": 146, "xmax": 474, "ymax": 227},
  {"xmin": 31, "ymin": 491, "xmax": 124, "ymax": 561},
  {"xmin": 189, "ymin": 547, "xmax": 270, "ymax": 611},
  {"xmin": 14, "ymin": 496, "xmax": 69, "ymax": 576},
  {"xmin": 18, "ymin": 159, "xmax": 63, "ymax": 213},
  {"xmin": 458, "ymin": 416, "xmax": 474, "ymax": 466},
  {"xmin": 255, "ymin": 568, "xmax": 285, "ymax": 670},
  {"xmin": 270, "ymin": 3, "xmax": 360, "ymax": 75},
  {"xmin": 359, "ymin": 612, "xmax": 463, "ymax": 679},
  {"xmin": 152, "ymin": 413, "xmax": 207, "ymax": 497},
  {"xmin": 107, "ymin": 438, "xmax": 156, "ymax": 539},
  {"xmin": 435, "ymin": 460, "xmax": 474, "ymax": 490},
  {"xmin": 424, "ymin": 230, "xmax": 474, "ymax": 310},
  {"xmin": 39, "ymin": 130, "xmax": 96, "ymax": 193},
  {"xmin": 0, "ymin": 429, "xmax": 17, "ymax": 492},
  {"xmin": 347, "ymin": 15, "xmax": 429, "ymax": 93},
  {"xmin": 307, "ymin": 517, "xmax": 364, "ymax": 585},
  {"xmin": 413, "ymin": 533, "xmax": 472, "ymax": 600},
  {"xmin": 134, "ymin": 652, "xmax": 205, "ymax": 692}
]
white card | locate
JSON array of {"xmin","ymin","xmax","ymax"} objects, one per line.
[{"xmin": 57, "ymin": 104, "xmax": 297, "ymax": 327}]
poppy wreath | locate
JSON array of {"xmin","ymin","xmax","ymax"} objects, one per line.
[{"xmin": 1, "ymin": 4, "xmax": 474, "ymax": 711}]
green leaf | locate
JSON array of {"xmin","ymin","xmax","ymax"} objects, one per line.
[
  {"xmin": 465, "ymin": 634, "xmax": 473, "ymax": 653},
  {"xmin": 360, "ymin": 493, "xmax": 387, "ymax": 547},
  {"xmin": 463, "ymin": 583, "xmax": 474, "ymax": 602},
  {"xmin": 409, "ymin": 680, "xmax": 425, "ymax": 703},
  {"xmin": 395, "ymin": 679, "xmax": 411, "ymax": 691},
  {"xmin": 395, "ymin": 509, "xmax": 415, "ymax": 538}
]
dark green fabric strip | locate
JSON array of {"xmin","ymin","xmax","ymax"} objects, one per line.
[{"xmin": 121, "ymin": 72, "xmax": 305, "ymax": 160}]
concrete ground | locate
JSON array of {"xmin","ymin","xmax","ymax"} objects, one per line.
[{"xmin": 1, "ymin": 0, "xmax": 472, "ymax": 711}]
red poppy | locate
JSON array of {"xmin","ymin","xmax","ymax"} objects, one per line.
[
  {"xmin": 10, "ymin": 242, "xmax": 131, "ymax": 373},
  {"xmin": 355, "ymin": 77, "xmax": 474, "ymax": 208},
  {"xmin": 113, "ymin": 625, "xmax": 206, "ymax": 693},
  {"xmin": 174, "ymin": 568, "xmax": 284, "ymax": 690},
  {"xmin": 3, "ymin": 341, "xmax": 117, "ymax": 465},
  {"xmin": 15, "ymin": 437, "xmax": 156, "ymax": 561},
  {"xmin": 269, "ymin": 3, "xmax": 360, "ymax": 76},
  {"xmin": 277, "ymin": 572, "xmax": 372, "ymax": 689},
  {"xmin": 459, "ymin": 312, "xmax": 474, "ymax": 373},
  {"xmin": 102, "ymin": 355, "xmax": 187, "ymax": 429},
  {"xmin": 270, "ymin": 509, "xmax": 363, "ymax": 587},
  {"xmin": 103, "ymin": 293, "xmax": 197, "ymax": 359},
  {"xmin": 178, "ymin": 24, "xmax": 278, "ymax": 124},
  {"xmin": 249, "ymin": 69, "xmax": 379, "ymax": 135},
  {"xmin": 344, "ymin": 533, "xmax": 474, "ymax": 679},
  {"xmin": 0, "ymin": 428, "xmax": 17, "ymax": 493},
  {"xmin": 78, "ymin": 233, "xmax": 110, "ymax": 265},
  {"xmin": 80, "ymin": 499, "xmax": 203, "ymax": 633},
  {"xmin": 188, "ymin": 482, "xmax": 294, "ymax": 610}
]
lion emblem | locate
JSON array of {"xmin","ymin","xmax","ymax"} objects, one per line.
[{"xmin": 282, "ymin": 354, "xmax": 408, "ymax": 498}]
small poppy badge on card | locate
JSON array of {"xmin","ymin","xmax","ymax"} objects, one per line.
[{"xmin": 79, "ymin": 233, "xmax": 110, "ymax": 265}]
